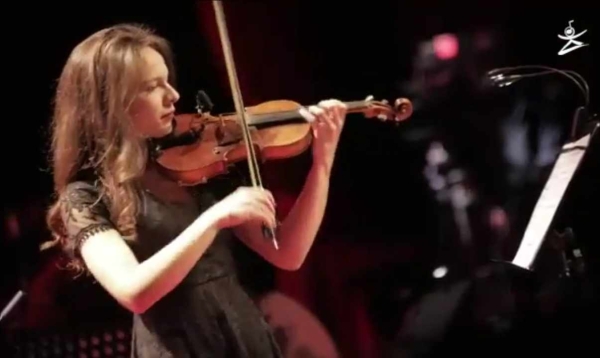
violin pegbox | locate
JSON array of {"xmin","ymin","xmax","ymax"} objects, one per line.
[
  {"xmin": 362, "ymin": 95, "xmax": 392, "ymax": 122},
  {"xmin": 362, "ymin": 95, "xmax": 412, "ymax": 123}
]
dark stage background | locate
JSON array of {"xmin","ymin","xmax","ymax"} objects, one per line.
[{"xmin": 1, "ymin": 1, "xmax": 598, "ymax": 357}]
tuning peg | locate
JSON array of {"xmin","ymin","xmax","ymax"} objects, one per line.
[
  {"xmin": 377, "ymin": 114, "xmax": 388, "ymax": 121},
  {"xmin": 365, "ymin": 95, "xmax": 374, "ymax": 102},
  {"xmin": 381, "ymin": 99, "xmax": 389, "ymax": 105}
]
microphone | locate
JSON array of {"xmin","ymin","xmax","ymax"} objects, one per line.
[
  {"xmin": 485, "ymin": 65, "xmax": 592, "ymax": 140},
  {"xmin": 486, "ymin": 65, "xmax": 589, "ymax": 105},
  {"xmin": 486, "ymin": 73, "xmax": 522, "ymax": 87}
]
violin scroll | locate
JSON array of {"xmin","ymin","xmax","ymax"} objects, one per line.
[{"xmin": 394, "ymin": 97, "xmax": 413, "ymax": 121}]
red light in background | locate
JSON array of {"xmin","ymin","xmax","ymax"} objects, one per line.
[{"xmin": 432, "ymin": 33, "xmax": 459, "ymax": 60}]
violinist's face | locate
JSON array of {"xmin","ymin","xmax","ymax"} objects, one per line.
[{"xmin": 128, "ymin": 46, "xmax": 180, "ymax": 138}]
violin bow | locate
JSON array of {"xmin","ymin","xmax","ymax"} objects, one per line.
[{"xmin": 212, "ymin": 1, "xmax": 279, "ymax": 249}]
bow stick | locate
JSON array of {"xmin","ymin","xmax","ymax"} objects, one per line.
[{"xmin": 212, "ymin": 1, "xmax": 279, "ymax": 249}]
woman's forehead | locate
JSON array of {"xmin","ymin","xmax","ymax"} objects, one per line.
[{"xmin": 138, "ymin": 47, "xmax": 168, "ymax": 80}]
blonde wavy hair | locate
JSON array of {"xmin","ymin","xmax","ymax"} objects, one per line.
[{"xmin": 45, "ymin": 23, "xmax": 176, "ymax": 272}]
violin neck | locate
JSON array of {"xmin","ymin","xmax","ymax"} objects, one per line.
[
  {"xmin": 242, "ymin": 111, "xmax": 304, "ymax": 127},
  {"xmin": 344, "ymin": 100, "xmax": 372, "ymax": 114},
  {"xmin": 242, "ymin": 100, "xmax": 374, "ymax": 127}
]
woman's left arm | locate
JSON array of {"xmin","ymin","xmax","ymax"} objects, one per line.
[{"xmin": 233, "ymin": 99, "xmax": 347, "ymax": 270}]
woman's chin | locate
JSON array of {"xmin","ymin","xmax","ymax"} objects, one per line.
[
  {"xmin": 147, "ymin": 125, "xmax": 174, "ymax": 140},
  {"xmin": 161, "ymin": 120, "xmax": 174, "ymax": 134}
]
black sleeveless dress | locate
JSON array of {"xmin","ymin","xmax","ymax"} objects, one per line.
[{"xmin": 59, "ymin": 175, "xmax": 283, "ymax": 358}]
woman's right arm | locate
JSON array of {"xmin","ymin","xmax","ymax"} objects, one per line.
[
  {"xmin": 79, "ymin": 211, "xmax": 220, "ymax": 314},
  {"xmin": 63, "ymin": 185, "xmax": 276, "ymax": 314}
]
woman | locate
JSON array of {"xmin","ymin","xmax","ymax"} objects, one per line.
[{"xmin": 45, "ymin": 23, "xmax": 346, "ymax": 357}]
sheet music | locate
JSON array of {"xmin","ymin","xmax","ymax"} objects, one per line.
[{"xmin": 512, "ymin": 133, "xmax": 592, "ymax": 269}]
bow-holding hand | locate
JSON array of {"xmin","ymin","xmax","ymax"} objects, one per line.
[
  {"xmin": 232, "ymin": 99, "xmax": 347, "ymax": 270},
  {"xmin": 299, "ymin": 99, "xmax": 348, "ymax": 173}
]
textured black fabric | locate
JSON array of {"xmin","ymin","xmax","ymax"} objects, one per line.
[{"xmin": 60, "ymin": 179, "xmax": 282, "ymax": 357}]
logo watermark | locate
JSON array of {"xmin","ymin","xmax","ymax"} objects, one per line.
[{"xmin": 558, "ymin": 20, "xmax": 589, "ymax": 55}]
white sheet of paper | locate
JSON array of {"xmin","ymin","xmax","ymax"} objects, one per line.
[{"xmin": 512, "ymin": 133, "xmax": 592, "ymax": 269}]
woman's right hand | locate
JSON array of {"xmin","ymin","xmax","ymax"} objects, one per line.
[{"xmin": 206, "ymin": 187, "xmax": 277, "ymax": 229}]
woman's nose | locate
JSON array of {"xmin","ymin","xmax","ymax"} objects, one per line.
[{"xmin": 166, "ymin": 84, "xmax": 180, "ymax": 103}]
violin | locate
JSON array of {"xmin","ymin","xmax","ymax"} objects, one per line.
[
  {"xmin": 157, "ymin": 1, "xmax": 413, "ymax": 248},
  {"xmin": 153, "ymin": 95, "xmax": 413, "ymax": 186}
]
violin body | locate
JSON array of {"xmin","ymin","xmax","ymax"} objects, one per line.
[{"xmin": 156, "ymin": 100, "xmax": 314, "ymax": 185}]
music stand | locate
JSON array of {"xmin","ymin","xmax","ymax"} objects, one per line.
[{"xmin": 506, "ymin": 115, "xmax": 598, "ymax": 273}]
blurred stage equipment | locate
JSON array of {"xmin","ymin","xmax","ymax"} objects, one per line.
[
  {"xmin": 399, "ymin": 29, "xmax": 500, "ymax": 110},
  {"xmin": 424, "ymin": 141, "xmax": 474, "ymax": 247},
  {"xmin": 392, "ymin": 61, "xmax": 597, "ymax": 357},
  {"xmin": 0, "ymin": 290, "xmax": 25, "ymax": 324},
  {"xmin": 257, "ymin": 291, "xmax": 339, "ymax": 358},
  {"xmin": 486, "ymin": 65, "xmax": 597, "ymax": 273},
  {"xmin": 5, "ymin": 322, "xmax": 132, "ymax": 357},
  {"xmin": 386, "ymin": 96, "xmax": 487, "ymax": 353},
  {"xmin": 391, "ymin": 140, "xmax": 479, "ymax": 357}
]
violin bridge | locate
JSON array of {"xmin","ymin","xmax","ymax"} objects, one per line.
[{"xmin": 216, "ymin": 117, "xmax": 244, "ymax": 146}]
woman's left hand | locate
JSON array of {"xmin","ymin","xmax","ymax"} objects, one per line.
[{"xmin": 299, "ymin": 99, "xmax": 347, "ymax": 172}]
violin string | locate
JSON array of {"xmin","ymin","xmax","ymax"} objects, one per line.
[{"xmin": 246, "ymin": 101, "xmax": 368, "ymax": 126}]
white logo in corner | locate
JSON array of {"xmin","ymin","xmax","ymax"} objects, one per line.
[{"xmin": 558, "ymin": 20, "xmax": 589, "ymax": 55}]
